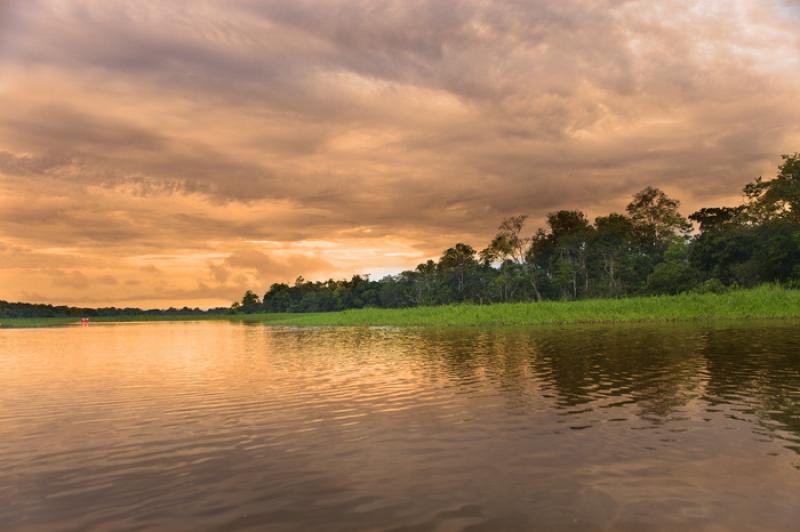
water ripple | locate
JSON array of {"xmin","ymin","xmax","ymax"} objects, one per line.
[{"xmin": 1, "ymin": 320, "xmax": 800, "ymax": 530}]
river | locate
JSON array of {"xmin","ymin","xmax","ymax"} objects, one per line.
[{"xmin": 1, "ymin": 321, "xmax": 799, "ymax": 530}]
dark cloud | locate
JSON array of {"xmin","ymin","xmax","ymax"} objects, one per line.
[{"xmin": 0, "ymin": 151, "xmax": 70, "ymax": 176}]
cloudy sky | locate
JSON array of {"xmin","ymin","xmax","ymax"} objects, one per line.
[{"xmin": 1, "ymin": 0, "xmax": 799, "ymax": 308}]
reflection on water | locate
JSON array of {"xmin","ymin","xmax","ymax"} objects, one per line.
[{"xmin": 1, "ymin": 321, "xmax": 799, "ymax": 531}]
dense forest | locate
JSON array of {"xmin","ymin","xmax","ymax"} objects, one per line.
[
  {"xmin": 0, "ymin": 301, "xmax": 229, "ymax": 319},
  {"xmin": 235, "ymin": 152, "xmax": 800, "ymax": 314}
]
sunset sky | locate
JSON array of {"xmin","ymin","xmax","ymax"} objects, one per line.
[{"xmin": 1, "ymin": 0, "xmax": 799, "ymax": 308}]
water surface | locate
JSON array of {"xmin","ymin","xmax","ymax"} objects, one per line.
[{"xmin": 1, "ymin": 321, "xmax": 799, "ymax": 531}]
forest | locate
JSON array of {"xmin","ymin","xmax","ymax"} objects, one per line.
[
  {"xmin": 0, "ymin": 302, "xmax": 229, "ymax": 319},
  {"xmin": 235, "ymin": 153, "xmax": 800, "ymax": 314}
]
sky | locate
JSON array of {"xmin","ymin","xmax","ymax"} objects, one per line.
[{"xmin": 1, "ymin": 0, "xmax": 799, "ymax": 308}]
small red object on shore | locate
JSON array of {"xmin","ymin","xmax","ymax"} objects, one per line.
[{"xmin": 80, "ymin": 318, "xmax": 90, "ymax": 326}]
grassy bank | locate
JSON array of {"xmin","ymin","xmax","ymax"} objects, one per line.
[
  {"xmin": 0, "ymin": 314, "xmax": 230, "ymax": 329},
  {"xmin": 0, "ymin": 317, "xmax": 81, "ymax": 328},
  {"xmin": 4, "ymin": 285, "xmax": 798, "ymax": 329},
  {"xmin": 239, "ymin": 285, "xmax": 800, "ymax": 327}
]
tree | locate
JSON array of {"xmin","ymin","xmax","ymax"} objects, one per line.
[
  {"xmin": 240, "ymin": 290, "xmax": 261, "ymax": 313},
  {"xmin": 491, "ymin": 260, "xmax": 528, "ymax": 302},
  {"xmin": 646, "ymin": 241, "xmax": 699, "ymax": 294},
  {"xmin": 438, "ymin": 243, "xmax": 477, "ymax": 301},
  {"xmin": 592, "ymin": 213, "xmax": 635, "ymax": 296},
  {"xmin": 263, "ymin": 283, "xmax": 292, "ymax": 312},
  {"xmin": 689, "ymin": 225, "xmax": 754, "ymax": 285},
  {"xmin": 414, "ymin": 259, "xmax": 438, "ymax": 305},
  {"xmin": 743, "ymin": 153, "xmax": 800, "ymax": 223},
  {"xmin": 690, "ymin": 157, "xmax": 800, "ymax": 286},
  {"xmin": 535, "ymin": 210, "xmax": 593, "ymax": 300},
  {"xmin": 626, "ymin": 186, "xmax": 691, "ymax": 251},
  {"xmin": 481, "ymin": 215, "xmax": 530, "ymax": 264},
  {"xmin": 689, "ymin": 207, "xmax": 745, "ymax": 233},
  {"xmin": 482, "ymin": 215, "xmax": 542, "ymax": 301}
]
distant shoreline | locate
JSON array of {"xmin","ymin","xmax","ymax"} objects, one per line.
[{"xmin": 3, "ymin": 285, "xmax": 799, "ymax": 329}]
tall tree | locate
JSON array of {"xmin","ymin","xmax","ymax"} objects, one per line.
[
  {"xmin": 240, "ymin": 290, "xmax": 261, "ymax": 313},
  {"xmin": 688, "ymin": 207, "xmax": 745, "ymax": 233},
  {"xmin": 743, "ymin": 153, "xmax": 800, "ymax": 223},
  {"xmin": 592, "ymin": 213, "xmax": 635, "ymax": 296},
  {"xmin": 482, "ymin": 215, "xmax": 542, "ymax": 301},
  {"xmin": 646, "ymin": 241, "xmax": 699, "ymax": 294},
  {"xmin": 626, "ymin": 186, "xmax": 691, "ymax": 251},
  {"xmin": 481, "ymin": 215, "xmax": 530, "ymax": 264},
  {"xmin": 543, "ymin": 210, "xmax": 593, "ymax": 299},
  {"xmin": 438, "ymin": 243, "xmax": 477, "ymax": 301}
]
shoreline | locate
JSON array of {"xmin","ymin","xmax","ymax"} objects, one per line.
[{"xmin": 2, "ymin": 286, "xmax": 799, "ymax": 329}]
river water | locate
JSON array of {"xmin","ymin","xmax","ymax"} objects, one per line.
[{"xmin": 1, "ymin": 321, "xmax": 799, "ymax": 531}]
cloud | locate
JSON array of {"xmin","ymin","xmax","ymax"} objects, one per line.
[
  {"xmin": 224, "ymin": 247, "xmax": 337, "ymax": 280},
  {"xmin": 0, "ymin": 0, "xmax": 798, "ymax": 306},
  {"xmin": 51, "ymin": 270, "xmax": 91, "ymax": 289}
]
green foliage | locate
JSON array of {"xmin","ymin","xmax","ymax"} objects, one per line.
[
  {"xmin": 691, "ymin": 278, "xmax": 727, "ymax": 294},
  {"xmin": 591, "ymin": 213, "xmax": 634, "ymax": 294},
  {"xmin": 0, "ymin": 299, "xmax": 228, "ymax": 320},
  {"xmin": 688, "ymin": 207, "xmax": 745, "ymax": 232},
  {"xmin": 744, "ymin": 153, "xmax": 800, "ymax": 223},
  {"xmin": 240, "ymin": 290, "xmax": 261, "ymax": 313},
  {"xmin": 646, "ymin": 242, "xmax": 699, "ymax": 295},
  {"xmin": 690, "ymin": 221, "xmax": 800, "ymax": 286},
  {"xmin": 626, "ymin": 186, "xmax": 691, "ymax": 252},
  {"xmin": 480, "ymin": 215, "xmax": 529, "ymax": 265}
]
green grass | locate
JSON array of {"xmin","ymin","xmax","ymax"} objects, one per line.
[
  {"xmin": 0, "ymin": 314, "xmax": 229, "ymax": 329},
  {"xmin": 239, "ymin": 285, "xmax": 800, "ymax": 327},
  {"xmin": 3, "ymin": 285, "xmax": 799, "ymax": 329},
  {"xmin": 0, "ymin": 317, "xmax": 81, "ymax": 328}
]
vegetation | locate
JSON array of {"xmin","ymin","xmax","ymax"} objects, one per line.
[
  {"xmin": 0, "ymin": 314, "xmax": 231, "ymax": 329},
  {"xmin": 3, "ymin": 286, "xmax": 799, "ymax": 329},
  {"xmin": 237, "ymin": 285, "xmax": 799, "ymax": 326},
  {"xmin": 0, "ymin": 317, "xmax": 81, "ymax": 329},
  {"xmin": 0, "ymin": 300, "xmax": 229, "ymax": 320},
  {"xmin": 236, "ymin": 153, "xmax": 800, "ymax": 314}
]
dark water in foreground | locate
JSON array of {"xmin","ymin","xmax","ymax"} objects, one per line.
[{"xmin": 1, "ymin": 322, "xmax": 799, "ymax": 531}]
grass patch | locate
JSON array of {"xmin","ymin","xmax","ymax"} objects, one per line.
[
  {"xmin": 0, "ymin": 317, "xmax": 81, "ymax": 329},
  {"xmin": 3, "ymin": 285, "xmax": 799, "ymax": 329},
  {"xmin": 0, "ymin": 314, "xmax": 229, "ymax": 329},
  {"xmin": 240, "ymin": 285, "xmax": 800, "ymax": 327}
]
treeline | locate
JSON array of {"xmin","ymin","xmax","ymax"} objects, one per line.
[
  {"xmin": 235, "ymin": 153, "xmax": 800, "ymax": 314},
  {"xmin": 0, "ymin": 301, "xmax": 230, "ymax": 319}
]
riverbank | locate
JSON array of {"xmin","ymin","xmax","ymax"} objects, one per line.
[
  {"xmin": 0, "ymin": 314, "xmax": 230, "ymax": 329},
  {"xmin": 2, "ymin": 285, "xmax": 799, "ymax": 329}
]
